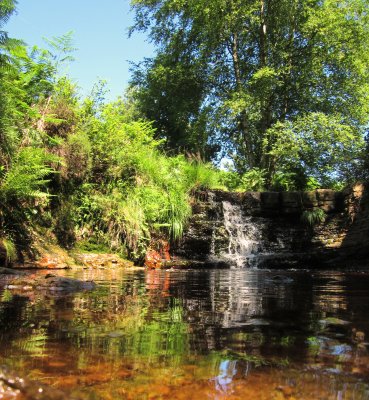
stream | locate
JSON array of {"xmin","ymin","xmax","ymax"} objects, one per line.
[{"xmin": 1, "ymin": 267, "xmax": 369, "ymax": 399}]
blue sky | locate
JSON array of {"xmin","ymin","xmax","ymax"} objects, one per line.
[{"xmin": 6, "ymin": 0, "xmax": 154, "ymax": 100}]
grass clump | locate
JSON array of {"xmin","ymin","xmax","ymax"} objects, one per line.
[
  {"xmin": 301, "ymin": 208, "xmax": 326, "ymax": 227},
  {"xmin": 2, "ymin": 237, "xmax": 16, "ymax": 264}
]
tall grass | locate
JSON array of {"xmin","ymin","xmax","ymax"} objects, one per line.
[{"xmin": 2, "ymin": 237, "xmax": 16, "ymax": 264}]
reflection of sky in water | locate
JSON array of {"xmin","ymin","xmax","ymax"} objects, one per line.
[
  {"xmin": 330, "ymin": 344, "xmax": 352, "ymax": 356},
  {"xmin": 214, "ymin": 359, "xmax": 237, "ymax": 394}
]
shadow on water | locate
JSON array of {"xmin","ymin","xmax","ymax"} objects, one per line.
[{"xmin": 0, "ymin": 267, "xmax": 369, "ymax": 399}]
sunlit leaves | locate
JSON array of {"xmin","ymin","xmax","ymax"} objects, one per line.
[
  {"xmin": 130, "ymin": 0, "xmax": 369, "ymax": 186},
  {"xmin": 0, "ymin": 147, "xmax": 58, "ymax": 200},
  {"xmin": 266, "ymin": 112, "xmax": 366, "ymax": 186}
]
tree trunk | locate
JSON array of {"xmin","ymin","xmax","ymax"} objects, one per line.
[
  {"xmin": 230, "ymin": 32, "xmax": 255, "ymax": 168},
  {"xmin": 259, "ymin": 0, "xmax": 272, "ymax": 179}
]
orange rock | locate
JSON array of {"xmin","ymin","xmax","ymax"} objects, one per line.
[
  {"xmin": 144, "ymin": 240, "xmax": 172, "ymax": 269},
  {"xmin": 36, "ymin": 256, "xmax": 62, "ymax": 269},
  {"xmin": 144, "ymin": 249, "xmax": 162, "ymax": 269},
  {"xmin": 276, "ymin": 385, "xmax": 295, "ymax": 398},
  {"xmin": 160, "ymin": 240, "xmax": 171, "ymax": 261}
]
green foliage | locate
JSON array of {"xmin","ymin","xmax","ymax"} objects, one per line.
[
  {"xmin": 130, "ymin": 0, "xmax": 369, "ymax": 187},
  {"xmin": 53, "ymin": 200, "xmax": 76, "ymax": 248},
  {"xmin": 2, "ymin": 237, "xmax": 16, "ymax": 263},
  {"xmin": 241, "ymin": 169, "xmax": 266, "ymax": 192},
  {"xmin": 184, "ymin": 159, "xmax": 219, "ymax": 192},
  {"xmin": 1, "ymin": 288, "xmax": 13, "ymax": 302},
  {"xmin": 0, "ymin": 147, "xmax": 56, "ymax": 200},
  {"xmin": 265, "ymin": 113, "xmax": 366, "ymax": 188},
  {"xmin": 0, "ymin": 146, "xmax": 57, "ymax": 253},
  {"xmin": 74, "ymin": 239, "xmax": 111, "ymax": 254},
  {"xmin": 73, "ymin": 113, "xmax": 217, "ymax": 259},
  {"xmin": 64, "ymin": 131, "xmax": 92, "ymax": 182},
  {"xmin": 66, "ymin": 97, "xmax": 221, "ymax": 260},
  {"xmin": 271, "ymin": 171, "xmax": 298, "ymax": 192},
  {"xmin": 0, "ymin": 0, "xmax": 17, "ymax": 68},
  {"xmin": 129, "ymin": 53, "xmax": 212, "ymax": 158},
  {"xmin": 301, "ymin": 209, "xmax": 326, "ymax": 227},
  {"xmin": 218, "ymin": 170, "xmax": 242, "ymax": 191}
]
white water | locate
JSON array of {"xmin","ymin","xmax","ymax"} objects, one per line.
[{"xmin": 222, "ymin": 201, "xmax": 263, "ymax": 268}]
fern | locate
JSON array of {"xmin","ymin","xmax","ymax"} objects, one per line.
[{"xmin": 1, "ymin": 147, "xmax": 57, "ymax": 200}]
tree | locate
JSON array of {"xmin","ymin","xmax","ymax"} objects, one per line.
[
  {"xmin": 130, "ymin": 0, "xmax": 369, "ymax": 187},
  {"xmin": 130, "ymin": 53, "xmax": 214, "ymax": 158}
]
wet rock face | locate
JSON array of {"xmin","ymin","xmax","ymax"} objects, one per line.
[
  {"xmin": 173, "ymin": 192, "xmax": 229, "ymax": 263},
  {"xmin": 172, "ymin": 185, "xmax": 369, "ymax": 268}
]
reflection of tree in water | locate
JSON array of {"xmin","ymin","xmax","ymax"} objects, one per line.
[
  {"xmin": 167, "ymin": 270, "xmax": 315, "ymax": 359},
  {"xmin": 0, "ymin": 292, "xmax": 29, "ymax": 339},
  {"xmin": 164, "ymin": 269, "xmax": 369, "ymax": 373},
  {"xmin": 0, "ymin": 269, "xmax": 368, "ymax": 400}
]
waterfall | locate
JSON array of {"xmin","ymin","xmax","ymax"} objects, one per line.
[
  {"xmin": 222, "ymin": 201, "xmax": 263, "ymax": 268},
  {"xmin": 173, "ymin": 190, "xmax": 314, "ymax": 268}
]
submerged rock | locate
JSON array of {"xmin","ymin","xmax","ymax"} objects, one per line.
[
  {"xmin": 5, "ymin": 273, "xmax": 96, "ymax": 293},
  {"xmin": 0, "ymin": 267, "xmax": 27, "ymax": 276},
  {"xmin": 0, "ymin": 366, "xmax": 80, "ymax": 399},
  {"xmin": 266, "ymin": 275, "xmax": 294, "ymax": 284}
]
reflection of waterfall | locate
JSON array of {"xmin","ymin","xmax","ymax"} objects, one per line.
[
  {"xmin": 222, "ymin": 201, "xmax": 262, "ymax": 268},
  {"xmin": 214, "ymin": 359, "xmax": 238, "ymax": 394}
]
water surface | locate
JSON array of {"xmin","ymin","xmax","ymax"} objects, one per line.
[{"xmin": 1, "ymin": 267, "xmax": 369, "ymax": 399}]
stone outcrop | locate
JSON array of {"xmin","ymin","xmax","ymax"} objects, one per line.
[{"xmin": 172, "ymin": 184, "xmax": 369, "ymax": 268}]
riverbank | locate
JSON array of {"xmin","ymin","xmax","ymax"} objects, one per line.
[{"xmin": 2, "ymin": 183, "xmax": 369, "ymax": 272}]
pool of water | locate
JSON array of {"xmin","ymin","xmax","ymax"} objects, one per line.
[{"xmin": 1, "ymin": 267, "xmax": 369, "ymax": 399}]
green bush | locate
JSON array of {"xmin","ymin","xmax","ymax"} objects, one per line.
[{"xmin": 241, "ymin": 168, "xmax": 266, "ymax": 191}]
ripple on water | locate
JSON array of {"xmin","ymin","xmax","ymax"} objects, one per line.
[{"xmin": 0, "ymin": 267, "xmax": 369, "ymax": 399}]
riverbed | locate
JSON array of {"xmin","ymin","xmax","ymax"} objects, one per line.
[{"xmin": 1, "ymin": 267, "xmax": 369, "ymax": 399}]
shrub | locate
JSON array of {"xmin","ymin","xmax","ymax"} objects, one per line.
[{"xmin": 241, "ymin": 168, "xmax": 266, "ymax": 191}]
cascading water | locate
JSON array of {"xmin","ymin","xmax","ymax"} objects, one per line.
[
  {"xmin": 175, "ymin": 189, "xmax": 348, "ymax": 268},
  {"xmin": 221, "ymin": 201, "xmax": 263, "ymax": 268}
]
